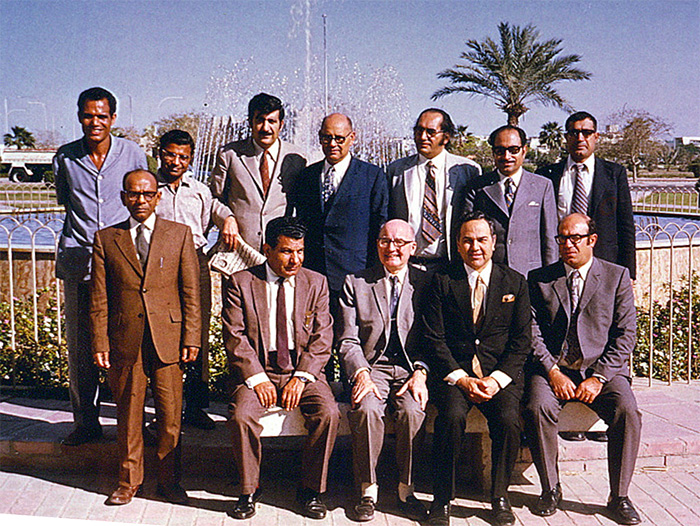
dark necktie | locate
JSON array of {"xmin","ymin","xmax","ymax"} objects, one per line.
[
  {"xmin": 135, "ymin": 224, "xmax": 149, "ymax": 269},
  {"xmin": 260, "ymin": 150, "xmax": 270, "ymax": 195},
  {"xmin": 389, "ymin": 275, "xmax": 400, "ymax": 317},
  {"xmin": 571, "ymin": 164, "xmax": 588, "ymax": 214},
  {"xmin": 504, "ymin": 177, "xmax": 515, "ymax": 211},
  {"xmin": 275, "ymin": 277, "xmax": 291, "ymax": 370},
  {"xmin": 563, "ymin": 270, "xmax": 583, "ymax": 367},
  {"xmin": 421, "ymin": 161, "xmax": 441, "ymax": 244}
]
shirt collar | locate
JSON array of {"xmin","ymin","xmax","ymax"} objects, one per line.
[
  {"xmin": 498, "ymin": 167, "xmax": 523, "ymax": 187},
  {"xmin": 566, "ymin": 154, "xmax": 595, "ymax": 174},
  {"xmin": 265, "ymin": 262, "xmax": 297, "ymax": 287},
  {"xmin": 564, "ymin": 257, "xmax": 593, "ymax": 282},
  {"xmin": 418, "ymin": 149, "xmax": 447, "ymax": 171},
  {"xmin": 156, "ymin": 169, "xmax": 194, "ymax": 189},
  {"xmin": 129, "ymin": 213, "xmax": 156, "ymax": 232},
  {"xmin": 323, "ymin": 153, "xmax": 352, "ymax": 178},
  {"xmin": 464, "ymin": 259, "xmax": 493, "ymax": 287},
  {"xmin": 383, "ymin": 264, "xmax": 409, "ymax": 285},
  {"xmin": 254, "ymin": 138, "xmax": 280, "ymax": 159}
]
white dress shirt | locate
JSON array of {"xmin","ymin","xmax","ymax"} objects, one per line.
[
  {"xmin": 498, "ymin": 167, "xmax": 523, "ymax": 198},
  {"xmin": 128, "ymin": 213, "xmax": 156, "ymax": 247},
  {"xmin": 556, "ymin": 155, "xmax": 595, "ymax": 220},
  {"xmin": 253, "ymin": 138, "xmax": 281, "ymax": 178}
]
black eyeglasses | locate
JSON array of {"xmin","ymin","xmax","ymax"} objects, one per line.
[
  {"xmin": 377, "ymin": 237, "xmax": 414, "ymax": 248},
  {"xmin": 566, "ymin": 129, "xmax": 596, "ymax": 138},
  {"xmin": 555, "ymin": 233, "xmax": 592, "ymax": 245},
  {"xmin": 161, "ymin": 150, "xmax": 191, "ymax": 162},
  {"xmin": 413, "ymin": 126, "xmax": 444, "ymax": 138},
  {"xmin": 492, "ymin": 145, "xmax": 523, "ymax": 156},
  {"xmin": 123, "ymin": 191, "xmax": 158, "ymax": 202},
  {"xmin": 319, "ymin": 132, "xmax": 352, "ymax": 145}
]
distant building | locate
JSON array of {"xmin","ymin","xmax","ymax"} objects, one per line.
[{"xmin": 674, "ymin": 137, "xmax": 700, "ymax": 148}]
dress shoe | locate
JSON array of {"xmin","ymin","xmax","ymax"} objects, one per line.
[
  {"xmin": 533, "ymin": 483, "xmax": 562, "ymax": 516},
  {"xmin": 607, "ymin": 496, "xmax": 642, "ymax": 525},
  {"xmin": 62, "ymin": 425, "xmax": 102, "ymax": 446},
  {"xmin": 231, "ymin": 493, "xmax": 257, "ymax": 519},
  {"xmin": 427, "ymin": 500, "xmax": 451, "ymax": 526},
  {"xmin": 398, "ymin": 495, "xmax": 428, "ymax": 521},
  {"xmin": 586, "ymin": 431, "xmax": 609, "ymax": 442},
  {"xmin": 157, "ymin": 483, "xmax": 189, "ymax": 505},
  {"xmin": 106, "ymin": 485, "xmax": 140, "ymax": 506},
  {"xmin": 183, "ymin": 408, "xmax": 216, "ymax": 430},
  {"xmin": 492, "ymin": 497, "xmax": 516, "ymax": 526},
  {"xmin": 353, "ymin": 496, "xmax": 375, "ymax": 522},
  {"xmin": 559, "ymin": 431, "xmax": 586, "ymax": 441},
  {"xmin": 296, "ymin": 487, "xmax": 327, "ymax": 519}
]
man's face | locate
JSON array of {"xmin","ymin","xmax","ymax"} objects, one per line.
[
  {"xmin": 565, "ymin": 118, "xmax": 599, "ymax": 163},
  {"xmin": 250, "ymin": 110, "xmax": 283, "ymax": 150},
  {"xmin": 159, "ymin": 143, "xmax": 192, "ymax": 182},
  {"xmin": 121, "ymin": 171, "xmax": 160, "ymax": 223},
  {"xmin": 264, "ymin": 235, "xmax": 305, "ymax": 279},
  {"xmin": 492, "ymin": 129, "xmax": 527, "ymax": 177},
  {"xmin": 377, "ymin": 220, "xmax": 416, "ymax": 274},
  {"xmin": 456, "ymin": 219, "xmax": 496, "ymax": 271},
  {"xmin": 557, "ymin": 214, "xmax": 597, "ymax": 268},
  {"xmin": 78, "ymin": 99, "xmax": 116, "ymax": 144},
  {"xmin": 319, "ymin": 114, "xmax": 355, "ymax": 165},
  {"xmin": 414, "ymin": 111, "xmax": 449, "ymax": 159}
]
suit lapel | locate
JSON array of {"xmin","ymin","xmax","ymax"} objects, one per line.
[
  {"xmin": 371, "ymin": 274, "xmax": 390, "ymax": 332},
  {"xmin": 551, "ymin": 263, "xmax": 571, "ymax": 319},
  {"xmin": 293, "ymin": 270, "xmax": 310, "ymax": 346},
  {"xmin": 144, "ymin": 216, "xmax": 168, "ymax": 278},
  {"xmin": 449, "ymin": 265, "xmax": 473, "ymax": 331},
  {"xmin": 403, "ymin": 156, "xmax": 420, "ymax": 222},
  {"xmin": 480, "ymin": 264, "xmax": 505, "ymax": 332},
  {"xmin": 589, "ymin": 157, "xmax": 609, "ymax": 216},
  {"xmin": 113, "ymin": 221, "xmax": 143, "ymax": 278},
  {"xmin": 578, "ymin": 257, "xmax": 601, "ymax": 313},
  {"xmin": 251, "ymin": 269, "xmax": 270, "ymax": 354},
  {"xmin": 239, "ymin": 138, "xmax": 265, "ymax": 197},
  {"xmin": 511, "ymin": 171, "xmax": 534, "ymax": 215},
  {"xmin": 483, "ymin": 179, "xmax": 509, "ymax": 217}
]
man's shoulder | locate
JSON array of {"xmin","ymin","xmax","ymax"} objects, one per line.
[
  {"xmin": 387, "ymin": 154, "xmax": 418, "ymax": 175},
  {"xmin": 220, "ymin": 137, "xmax": 252, "ymax": 155},
  {"xmin": 592, "ymin": 256, "xmax": 629, "ymax": 280},
  {"xmin": 595, "ymin": 157, "xmax": 625, "ymax": 176},
  {"xmin": 522, "ymin": 169, "xmax": 552, "ymax": 186},
  {"xmin": 351, "ymin": 264, "xmax": 384, "ymax": 283},
  {"xmin": 96, "ymin": 220, "xmax": 130, "ymax": 239},
  {"xmin": 535, "ymin": 161, "xmax": 566, "ymax": 178},
  {"xmin": 297, "ymin": 266, "xmax": 329, "ymax": 287},
  {"xmin": 155, "ymin": 216, "xmax": 189, "ymax": 234},
  {"xmin": 445, "ymin": 151, "xmax": 481, "ymax": 170},
  {"xmin": 493, "ymin": 262, "xmax": 527, "ymax": 284},
  {"xmin": 279, "ymin": 139, "xmax": 307, "ymax": 158},
  {"xmin": 56, "ymin": 138, "xmax": 84, "ymax": 157},
  {"xmin": 112, "ymin": 135, "xmax": 143, "ymax": 153},
  {"xmin": 528, "ymin": 260, "xmax": 564, "ymax": 285},
  {"xmin": 301, "ymin": 159, "xmax": 324, "ymax": 175}
]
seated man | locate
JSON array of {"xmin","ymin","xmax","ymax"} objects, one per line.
[
  {"xmin": 338, "ymin": 219, "xmax": 430, "ymax": 522},
  {"xmin": 223, "ymin": 216, "xmax": 340, "ymax": 520},
  {"xmin": 524, "ymin": 213, "xmax": 642, "ymax": 525}
]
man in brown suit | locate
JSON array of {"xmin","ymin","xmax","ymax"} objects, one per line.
[
  {"xmin": 223, "ymin": 216, "xmax": 339, "ymax": 520},
  {"xmin": 90, "ymin": 169, "xmax": 201, "ymax": 506}
]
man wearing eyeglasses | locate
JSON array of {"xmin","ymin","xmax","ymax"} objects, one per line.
[
  {"xmin": 466, "ymin": 125, "xmax": 558, "ymax": 276},
  {"xmin": 536, "ymin": 111, "xmax": 636, "ymax": 280},
  {"xmin": 90, "ymin": 169, "xmax": 201, "ymax": 506},
  {"xmin": 524, "ymin": 213, "xmax": 641, "ymax": 525},
  {"xmin": 388, "ymin": 109, "xmax": 481, "ymax": 273},
  {"xmin": 337, "ymin": 219, "xmax": 430, "ymax": 522}
]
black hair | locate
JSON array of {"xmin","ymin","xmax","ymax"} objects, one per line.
[
  {"xmin": 488, "ymin": 125, "xmax": 527, "ymax": 148},
  {"xmin": 248, "ymin": 93, "xmax": 285, "ymax": 122},
  {"xmin": 265, "ymin": 216, "xmax": 307, "ymax": 248},
  {"xmin": 78, "ymin": 87, "xmax": 117, "ymax": 115},
  {"xmin": 159, "ymin": 129, "xmax": 195, "ymax": 152}
]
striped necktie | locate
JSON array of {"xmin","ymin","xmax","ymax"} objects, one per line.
[
  {"xmin": 571, "ymin": 164, "xmax": 588, "ymax": 214},
  {"xmin": 421, "ymin": 161, "xmax": 442, "ymax": 244}
]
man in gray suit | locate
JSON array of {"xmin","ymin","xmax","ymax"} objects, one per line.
[
  {"xmin": 467, "ymin": 125, "xmax": 558, "ymax": 276},
  {"xmin": 338, "ymin": 219, "xmax": 430, "ymax": 522},
  {"xmin": 388, "ymin": 108, "xmax": 481, "ymax": 271},
  {"xmin": 524, "ymin": 213, "xmax": 642, "ymax": 525},
  {"xmin": 210, "ymin": 93, "xmax": 307, "ymax": 252}
]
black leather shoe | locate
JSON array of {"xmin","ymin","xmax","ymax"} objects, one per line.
[
  {"xmin": 492, "ymin": 497, "xmax": 515, "ymax": 526},
  {"xmin": 533, "ymin": 483, "xmax": 562, "ymax": 516},
  {"xmin": 353, "ymin": 496, "xmax": 375, "ymax": 522},
  {"xmin": 183, "ymin": 408, "xmax": 216, "ymax": 430},
  {"xmin": 559, "ymin": 431, "xmax": 586, "ymax": 441},
  {"xmin": 62, "ymin": 425, "xmax": 103, "ymax": 446},
  {"xmin": 231, "ymin": 494, "xmax": 256, "ymax": 519},
  {"xmin": 157, "ymin": 483, "xmax": 189, "ymax": 505},
  {"xmin": 398, "ymin": 495, "xmax": 428, "ymax": 521},
  {"xmin": 427, "ymin": 500, "xmax": 451, "ymax": 526},
  {"xmin": 586, "ymin": 431, "xmax": 608, "ymax": 442},
  {"xmin": 296, "ymin": 487, "xmax": 327, "ymax": 519},
  {"xmin": 607, "ymin": 496, "xmax": 642, "ymax": 525}
]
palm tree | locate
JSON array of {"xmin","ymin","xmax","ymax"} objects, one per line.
[
  {"xmin": 539, "ymin": 121, "xmax": 564, "ymax": 153},
  {"xmin": 432, "ymin": 22, "xmax": 591, "ymax": 126},
  {"xmin": 3, "ymin": 126, "xmax": 36, "ymax": 149}
]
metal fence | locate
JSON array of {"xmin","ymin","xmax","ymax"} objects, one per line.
[
  {"xmin": 630, "ymin": 182, "xmax": 700, "ymax": 217},
  {"xmin": 0, "ymin": 181, "xmax": 61, "ymax": 213}
]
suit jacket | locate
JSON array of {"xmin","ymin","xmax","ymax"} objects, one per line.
[
  {"xmin": 466, "ymin": 170, "xmax": 558, "ymax": 276},
  {"xmin": 209, "ymin": 137, "xmax": 307, "ymax": 251},
  {"xmin": 223, "ymin": 264, "xmax": 333, "ymax": 385},
  {"xmin": 288, "ymin": 157, "xmax": 388, "ymax": 292},
  {"xmin": 89, "ymin": 217, "xmax": 201, "ymax": 367},
  {"xmin": 527, "ymin": 257, "xmax": 636, "ymax": 381},
  {"xmin": 421, "ymin": 261, "xmax": 531, "ymax": 385},
  {"xmin": 338, "ymin": 264, "xmax": 430, "ymax": 379},
  {"xmin": 388, "ymin": 152, "xmax": 481, "ymax": 260},
  {"xmin": 536, "ymin": 157, "xmax": 636, "ymax": 279}
]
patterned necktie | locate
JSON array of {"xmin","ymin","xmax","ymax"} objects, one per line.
[
  {"xmin": 421, "ymin": 161, "xmax": 441, "ymax": 244},
  {"xmin": 571, "ymin": 164, "xmax": 588, "ymax": 214},
  {"xmin": 563, "ymin": 270, "xmax": 583, "ymax": 367},
  {"xmin": 322, "ymin": 166, "xmax": 335, "ymax": 204},
  {"xmin": 135, "ymin": 224, "xmax": 149, "ymax": 269},
  {"xmin": 260, "ymin": 150, "xmax": 270, "ymax": 195},
  {"xmin": 569, "ymin": 269, "xmax": 581, "ymax": 312},
  {"xmin": 504, "ymin": 177, "xmax": 515, "ymax": 211},
  {"xmin": 275, "ymin": 277, "xmax": 291, "ymax": 370},
  {"xmin": 389, "ymin": 275, "xmax": 400, "ymax": 317}
]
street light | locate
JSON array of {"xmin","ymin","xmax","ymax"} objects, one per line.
[
  {"xmin": 4, "ymin": 97, "xmax": 26, "ymax": 135},
  {"xmin": 158, "ymin": 96, "xmax": 184, "ymax": 113}
]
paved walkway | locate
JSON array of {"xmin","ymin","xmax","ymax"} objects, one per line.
[{"xmin": 2, "ymin": 379, "xmax": 700, "ymax": 526}]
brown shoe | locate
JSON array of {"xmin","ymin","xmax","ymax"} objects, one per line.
[{"xmin": 106, "ymin": 485, "xmax": 141, "ymax": 506}]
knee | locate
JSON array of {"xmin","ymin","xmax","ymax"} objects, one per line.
[{"xmin": 394, "ymin": 403, "xmax": 425, "ymax": 432}]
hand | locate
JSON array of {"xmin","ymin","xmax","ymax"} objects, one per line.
[
  {"xmin": 396, "ymin": 369, "xmax": 428, "ymax": 410},
  {"xmin": 220, "ymin": 216, "xmax": 239, "ymax": 250},
  {"xmin": 479, "ymin": 376, "xmax": 501, "ymax": 397},
  {"xmin": 548, "ymin": 368, "xmax": 577, "ymax": 400},
  {"xmin": 254, "ymin": 381, "xmax": 277, "ymax": 408},
  {"xmin": 574, "ymin": 377, "xmax": 603, "ymax": 404},
  {"xmin": 351, "ymin": 370, "xmax": 381, "ymax": 407},
  {"xmin": 455, "ymin": 375, "xmax": 492, "ymax": 403},
  {"xmin": 181, "ymin": 346, "xmax": 199, "ymax": 363},
  {"xmin": 94, "ymin": 352, "xmax": 110, "ymax": 369},
  {"xmin": 281, "ymin": 377, "xmax": 306, "ymax": 411}
]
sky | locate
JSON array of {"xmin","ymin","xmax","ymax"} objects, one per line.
[{"xmin": 1, "ymin": 0, "xmax": 698, "ymax": 144}]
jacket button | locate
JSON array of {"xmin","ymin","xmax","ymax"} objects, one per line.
[
  {"xmin": 142, "ymin": 288, "xmax": 147, "ymax": 293},
  {"xmin": 137, "ymin": 313, "xmax": 143, "ymax": 318},
  {"xmin": 475, "ymin": 339, "xmax": 480, "ymax": 345}
]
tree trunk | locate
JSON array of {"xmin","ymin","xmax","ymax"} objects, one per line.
[{"xmin": 507, "ymin": 113, "xmax": 519, "ymax": 127}]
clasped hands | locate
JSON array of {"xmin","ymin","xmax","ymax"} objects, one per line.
[
  {"xmin": 351, "ymin": 369, "xmax": 428, "ymax": 411},
  {"xmin": 548, "ymin": 367, "xmax": 603, "ymax": 403},
  {"xmin": 94, "ymin": 346, "xmax": 199, "ymax": 369},
  {"xmin": 455, "ymin": 375, "xmax": 501, "ymax": 403},
  {"xmin": 253, "ymin": 376, "xmax": 306, "ymax": 411}
]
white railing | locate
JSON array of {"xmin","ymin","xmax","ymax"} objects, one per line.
[
  {"xmin": 0, "ymin": 181, "xmax": 61, "ymax": 213},
  {"xmin": 631, "ymin": 183, "xmax": 700, "ymax": 217}
]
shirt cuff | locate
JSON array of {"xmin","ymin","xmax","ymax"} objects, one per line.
[
  {"xmin": 413, "ymin": 361, "xmax": 430, "ymax": 373},
  {"xmin": 444, "ymin": 369, "xmax": 468, "ymax": 385},
  {"xmin": 591, "ymin": 373, "xmax": 607, "ymax": 384},
  {"xmin": 352, "ymin": 367, "xmax": 370, "ymax": 382},
  {"xmin": 294, "ymin": 371, "xmax": 316, "ymax": 383},
  {"xmin": 245, "ymin": 372, "xmax": 270, "ymax": 389},
  {"xmin": 489, "ymin": 370, "xmax": 512, "ymax": 389}
]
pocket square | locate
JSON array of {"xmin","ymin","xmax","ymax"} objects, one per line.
[
  {"xmin": 502, "ymin": 294, "xmax": 515, "ymax": 303},
  {"xmin": 528, "ymin": 201, "xmax": 540, "ymax": 206}
]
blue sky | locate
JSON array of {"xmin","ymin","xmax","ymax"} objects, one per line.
[{"xmin": 1, "ymin": 0, "xmax": 698, "ymax": 142}]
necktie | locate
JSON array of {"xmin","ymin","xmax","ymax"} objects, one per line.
[
  {"xmin": 389, "ymin": 275, "xmax": 400, "ymax": 317},
  {"xmin": 563, "ymin": 270, "xmax": 583, "ymax": 367},
  {"xmin": 571, "ymin": 164, "xmax": 588, "ymax": 214},
  {"xmin": 275, "ymin": 277, "xmax": 291, "ymax": 370},
  {"xmin": 504, "ymin": 177, "xmax": 515, "ymax": 211},
  {"xmin": 421, "ymin": 161, "xmax": 442, "ymax": 244},
  {"xmin": 322, "ymin": 166, "xmax": 335, "ymax": 204},
  {"xmin": 135, "ymin": 224, "xmax": 149, "ymax": 269},
  {"xmin": 260, "ymin": 150, "xmax": 270, "ymax": 195},
  {"xmin": 569, "ymin": 269, "xmax": 581, "ymax": 312},
  {"xmin": 471, "ymin": 274, "xmax": 486, "ymax": 378}
]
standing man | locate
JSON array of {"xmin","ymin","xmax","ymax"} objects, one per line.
[
  {"xmin": 288, "ymin": 112, "xmax": 388, "ymax": 298},
  {"xmin": 155, "ymin": 129, "xmax": 235, "ymax": 429},
  {"xmin": 524, "ymin": 213, "xmax": 641, "ymax": 525},
  {"xmin": 536, "ymin": 111, "xmax": 636, "ymax": 279},
  {"xmin": 338, "ymin": 219, "xmax": 430, "ymax": 522},
  {"xmin": 210, "ymin": 92, "xmax": 307, "ymax": 253},
  {"xmin": 54, "ymin": 87, "xmax": 148, "ymax": 446},
  {"xmin": 388, "ymin": 108, "xmax": 481, "ymax": 272},
  {"xmin": 422, "ymin": 211, "xmax": 531, "ymax": 526},
  {"xmin": 223, "ymin": 216, "xmax": 339, "ymax": 520},
  {"xmin": 467, "ymin": 125, "xmax": 558, "ymax": 276},
  {"xmin": 90, "ymin": 170, "xmax": 201, "ymax": 505}
]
